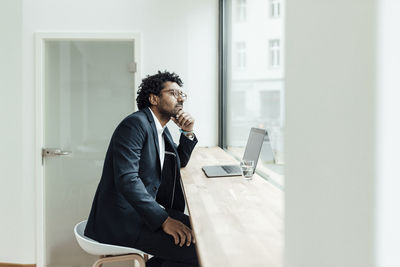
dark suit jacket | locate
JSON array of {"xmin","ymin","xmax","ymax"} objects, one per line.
[{"xmin": 84, "ymin": 108, "xmax": 197, "ymax": 246}]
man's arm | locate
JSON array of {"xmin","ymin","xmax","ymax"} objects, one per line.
[
  {"xmin": 112, "ymin": 118, "xmax": 168, "ymax": 231},
  {"xmin": 170, "ymin": 110, "xmax": 197, "ymax": 167},
  {"xmin": 176, "ymin": 133, "xmax": 197, "ymax": 167}
]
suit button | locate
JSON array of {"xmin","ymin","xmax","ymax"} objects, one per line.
[{"xmin": 153, "ymin": 186, "xmax": 157, "ymax": 192}]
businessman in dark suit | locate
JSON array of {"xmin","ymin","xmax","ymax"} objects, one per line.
[{"xmin": 85, "ymin": 71, "xmax": 199, "ymax": 267}]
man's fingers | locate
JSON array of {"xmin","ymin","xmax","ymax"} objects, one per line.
[
  {"xmin": 172, "ymin": 232, "xmax": 179, "ymax": 245},
  {"xmin": 174, "ymin": 110, "xmax": 195, "ymax": 131},
  {"xmin": 179, "ymin": 225, "xmax": 193, "ymax": 247},
  {"xmin": 178, "ymin": 116, "xmax": 186, "ymax": 126},
  {"xmin": 171, "ymin": 117, "xmax": 183, "ymax": 127},
  {"xmin": 175, "ymin": 110, "xmax": 184, "ymax": 119},
  {"xmin": 177, "ymin": 112, "xmax": 190, "ymax": 123},
  {"xmin": 172, "ymin": 113, "xmax": 187, "ymax": 126},
  {"xmin": 163, "ymin": 218, "xmax": 195, "ymax": 247},
  {"xmin": 180, "ymin": 115, "xmax": 193, "ymax": 127},
  {"xmin": 184, "ymin": 229, "xmax": 192, "ymax": 246},
  {"xmin": 163, "ymin": 217, "xmax": 193, "ymax": 247},
  {"xmin": 191, "ymin": 229, "xmax": 196, "ymax": 244},
  {"xmin": 171, "ymin": 116, "xmax": 183, "ymax": 127},
  {"xmin": 178, "ymin": 114, "xmax": 187, "ymax": 125},
  {"xmin": 183, "ymin": 118, "xmax": 192, "ymax": 127},
  {"xmin": 177, "ymin": 230, "xmax": 186, "ymax": 247}
]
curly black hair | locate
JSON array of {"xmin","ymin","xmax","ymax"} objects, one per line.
[{"xmin": 136, "ymin": 71, "xmax": 183, "ymax": 110}]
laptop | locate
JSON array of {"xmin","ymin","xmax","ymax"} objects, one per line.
[{"xmin": 202, "ymin": 127, "xmax": 267, "ymax": 178}]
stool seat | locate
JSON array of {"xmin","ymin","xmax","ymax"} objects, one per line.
[{"xmin": 74, "ymin": 220, "xmax": 147, "ymax": 267}]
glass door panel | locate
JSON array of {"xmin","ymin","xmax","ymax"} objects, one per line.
[{"xmin": 44, "ymin": 40, "xmax": 135, "ymax": 267}]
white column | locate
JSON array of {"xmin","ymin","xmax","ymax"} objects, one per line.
[{"xmin": 285, "ymin": 1, "xmax": 376, "ymax": 266}]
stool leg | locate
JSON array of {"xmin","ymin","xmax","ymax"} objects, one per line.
[
  {"xmin": 135, "ymin": 255, "xmax": 146, "ymax": 267},
  {"xmin": 93, "ymin": 257, "xmax": 105, "ymax": 267},
  {"xmin": 92, "ymin": 254, "xmax": 145, "ymax": 267}
]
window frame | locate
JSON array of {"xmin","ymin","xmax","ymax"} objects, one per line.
[{"xmin": 218, "ymin": 0, "xmax": 227, "ymax": 148}]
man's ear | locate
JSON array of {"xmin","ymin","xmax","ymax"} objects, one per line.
[{"xmin": 149, "ymin": 94, "xmax": 159, "ymax": 106}]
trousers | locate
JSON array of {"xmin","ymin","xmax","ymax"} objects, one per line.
[{"xmin": 133, "ymin": 209, "xmax": 199, "ymax": 267}]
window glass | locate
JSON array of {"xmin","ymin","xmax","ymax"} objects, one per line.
[
  {"xmin": 236, "ymin": 0, "xmax": 247, "ymax": 22},
  {"xmin": 224, "ymin": 0, "xmax": 285, "ymax": 180}
]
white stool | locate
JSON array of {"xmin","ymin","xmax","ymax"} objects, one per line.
[{"xmin": 74, "ymin": 220, "xmax": 148, "ymax": 267}]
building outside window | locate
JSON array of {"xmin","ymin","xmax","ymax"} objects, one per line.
[
  {"xmin": 223, "ymin": 0, "xmax": 285, "ymax": 181},
  {"xmin": 235, "ymin": 42, "xmax": 246, "ymax": 69},
  {"xmin": 236, "ymin": 0, "xmax": 247, "ymax": 22},
  {"xmin": 269, "ymin": 39, "xmax": 280, "ymax": 67},
  {"xmin": 270, "ymin": 0, "xmax": 281, "ymax": 18}
]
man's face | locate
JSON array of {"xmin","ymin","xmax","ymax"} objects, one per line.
[{"xmin": 156, "ymin": 81, "xmax": 185, "ymax": 117}]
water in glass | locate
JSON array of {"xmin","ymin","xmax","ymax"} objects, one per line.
[{"xmin": 240, "ymin": 160, "xmax": 255, "ymax": 180}]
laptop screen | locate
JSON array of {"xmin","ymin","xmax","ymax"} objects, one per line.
[{"xmin": 242, "ymin": 128, "xmax": 267, "ymax": 169}]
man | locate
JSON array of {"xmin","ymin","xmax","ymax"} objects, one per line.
[{"xmin": 85, "ymin": 71, "xmax": 199, "ymax": 267}]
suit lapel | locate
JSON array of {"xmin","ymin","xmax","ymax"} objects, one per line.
[{"xmin": 143, "ymin": 108, "xmax": 161, "ymax": 168}]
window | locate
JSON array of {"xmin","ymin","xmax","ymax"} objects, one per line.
[
  {"xmin": 270, "ymin": 0, "xmax": 281, "ymax": 18},
  {"xmin": 269, "ymin": 39, "xmax": 280, "ymax": 67},
  {"xmin": 220, "ymin": 0, "xmax": 285, "ymax": 183},
  {"xmin": 236, "ymin": 0, "xmax": 247, "ymax": 22},
  {"xmin": 235, "ymin": 42, "xmax": 246, "ymax": 69}
]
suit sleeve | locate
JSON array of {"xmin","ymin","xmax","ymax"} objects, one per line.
[
  {"xmin": 112, "ymin": 118, "xmax": 168, "ymax": 231},
  {"xmin": 177, "ymin": 133, "xmax": 198, "ymax": 167}
]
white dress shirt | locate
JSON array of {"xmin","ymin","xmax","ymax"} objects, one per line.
[{"xmin": 148, "ymin": 108, "xmax": 167, "ymax": 171}]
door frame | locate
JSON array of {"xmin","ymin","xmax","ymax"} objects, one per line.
[{"xmin": 34, "ymin": 32, "xmax": 141, "ymax": 267}]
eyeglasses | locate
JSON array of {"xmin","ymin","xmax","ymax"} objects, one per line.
[{"xmin": 163, "ymin": 89, "xmax": 187, "ymax": 100}]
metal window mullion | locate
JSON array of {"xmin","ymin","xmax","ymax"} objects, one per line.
[{"xmin": 218, "ymin": 0, "xmax": 228, "ymax": 148}]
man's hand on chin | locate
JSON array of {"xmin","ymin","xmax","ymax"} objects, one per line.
[
  {"xmin": 171, "ymin": 109, "xmax": 195, "ymax": 132},
  {"xmin": 161, "ymin": 216, "xmax": 196, "ymax": 247}
]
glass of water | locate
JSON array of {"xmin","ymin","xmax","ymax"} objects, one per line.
[{"xmin": 240, "ymin": 160, "xmax": 255, "ymax": 180}]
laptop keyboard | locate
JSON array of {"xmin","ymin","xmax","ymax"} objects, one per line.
[{"xmin": 222, "ymin": 165, "xmax": 240, "ymax": 174}]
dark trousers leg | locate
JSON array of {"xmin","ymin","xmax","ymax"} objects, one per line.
[{"xmin": 133, "ymin": 209, "xmax": 199, "ymax": 267}]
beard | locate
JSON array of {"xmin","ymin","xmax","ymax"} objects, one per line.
[{"xmin": 159, "ymin": 103, "xmax": 183, "ymax": 118}]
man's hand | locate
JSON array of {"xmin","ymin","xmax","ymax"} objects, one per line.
[
  {"xmin": 161, "ymin": 216, "xmax": 196, "ymax": 247},
  {"xmin": 171, "ymin": 110, "xmax": 195, "ymax": 132}
]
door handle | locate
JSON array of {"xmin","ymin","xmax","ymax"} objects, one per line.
[{"xmin": 42, "ymin": 148, "xmax": 72, "ymax": 164}]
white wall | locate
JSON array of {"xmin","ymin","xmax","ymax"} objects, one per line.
[
  {"xmin": 0, "ymin": 0, "xmax": 218, "ymax": 263},
  {"xmin": 285, "ymin": 0, "xmax": 376, "ymax": 266},
  {"xmin": 376, "ymin": 0, "xmax": 400, "ymax": 266},
  {"xmin": 0, "ymin": 0, "xmax": 26, "ymax": 263},
  {"xmin": 22, "ymin": 0, "xmax": 218, "ymax": 145}
]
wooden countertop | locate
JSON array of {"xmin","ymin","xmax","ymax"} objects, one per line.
[{"xmin": 180, "ymin": 147, "xmax": 284, "ymax": 267}]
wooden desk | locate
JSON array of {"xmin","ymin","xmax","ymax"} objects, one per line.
[{"xmin": 180, "ymin": 147, "xmax": 284, "ymax": 267}]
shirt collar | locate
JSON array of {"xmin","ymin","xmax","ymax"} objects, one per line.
[{"xmin": 148, "ymin": 107, "xmax": 166, "ymax": 135}]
